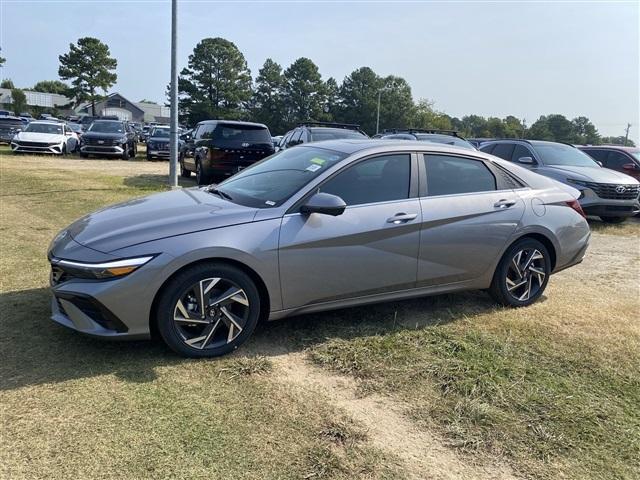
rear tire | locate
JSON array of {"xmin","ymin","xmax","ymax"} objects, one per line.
[
  {"xmin": 180, "ymin": 157, "xmax": 191, "ymax": 177},
  {"xmin": 80, "ymin": 152, "xmax": 89, "ymax": 158},
  {"xmin": 196, "ymin": 159, "xmax": 210, "ymax": 185},
  {"xmin": 121, "ymin": 144, "xmax": 130, "ymax": 160},
  {"xmin": 600, "ymin": 216, "xmax": 626, "ymax": 224},
  {"xmin": 489, "ymin": 238, "xmax": 550, "ymax": 307},
  {"xmin": 155, "ymin": 263, "xmax": 261, "ymax": 358}
]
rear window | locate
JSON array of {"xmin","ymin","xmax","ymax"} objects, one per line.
[
  {"xmin": 206, "ymin": 124, "xmax": 271, "ymax": 145},
  {"xmin": 309, "ymin": 128, "xmax": 367, "ymax": 142}
]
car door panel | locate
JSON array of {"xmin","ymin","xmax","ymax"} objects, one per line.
[
  {"xmin": 278, "ymin": 199, "xmax": 422, "ymax": 309},
  {"xmin": 417, "ymin": 191, "xmax": 524, "ymax": 287}
]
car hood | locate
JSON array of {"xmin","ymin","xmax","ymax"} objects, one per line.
[
  {"xmin": 65, "ymin": 188, "xmax": 258, "ymax": 253},
  {"xmin": 541, "ymin": 165, "xmax": 639, "ymax": 184},
  {"xmin": 15, "ymin": 131, "xmax": 64, "ymax": 142}
]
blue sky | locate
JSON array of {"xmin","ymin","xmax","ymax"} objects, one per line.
[{"xmin": 1, "ymin": 0, "xmax": 638, "ymax": 142}]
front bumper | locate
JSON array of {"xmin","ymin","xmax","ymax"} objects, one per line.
[
  {"xmin": 80, "ymin": 145, "xmax": 124, "ymax": 156},
  {"xmin": 11, "ymin": 141, "xmax": 63, "ymax": 154},
  {"xmin": 578, "ymin": 189, "xmax": 640, "ymax": 218},
  {"xmin": 147, "ymin": 149, "xmax": 170, "ymax": 158}
]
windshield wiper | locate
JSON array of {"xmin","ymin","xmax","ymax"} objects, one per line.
[{"xmin": 207, "ymin": 186, "xmax": 233, "ymax": 200}]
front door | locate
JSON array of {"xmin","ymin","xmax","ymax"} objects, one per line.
[{"xmin": 279, "ymin": 154, "xmax": 421, "ymax": 309}]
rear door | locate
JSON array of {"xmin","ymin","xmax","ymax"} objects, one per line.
[
  {"xmin": 278, "ymin": 153, "xmax": 421, "ymax": 308},
  {"xmin": 416, "ymin": 153, "xmax": 525, "ymax": 287}
]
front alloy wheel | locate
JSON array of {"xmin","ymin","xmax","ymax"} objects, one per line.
[
  {"xmin": 156, "ymin": 263, "xmax": 260, "ymax": 357},
  {"xmin": 489, "ymin": 238, "xmax": 550, "ymax": 307}
]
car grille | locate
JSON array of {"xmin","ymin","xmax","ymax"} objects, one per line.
[
  {"xmin": 84, "ymin": 138, "xmax": 118, "ymax": 146},
  {"xmin": 15, "ymin": 141, "xmax": 56, "ymax": 147},
  {"xmin": 584, "ymin": 182, "xmax": 640, "ymax": 200}
]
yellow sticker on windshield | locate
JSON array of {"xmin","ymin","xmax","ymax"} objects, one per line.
[{"xmin": 310, "ymin": 158, "xmax": 326, "ymax": 165}]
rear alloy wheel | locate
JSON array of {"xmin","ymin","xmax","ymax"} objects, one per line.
[
  {"xmin": 196, "ymin": 159, "xmax": 210, "ymax": 185},
  {"xmin": 156, "ymin": 263, "xmax": 260, "ymax": 358},
  {"xmin": 489, "ymin": 238, "xmax": 550, "ymax": 307},
  {"xmin": 600, "ymin": 216, "xmax": 626, "ymax": 224}
]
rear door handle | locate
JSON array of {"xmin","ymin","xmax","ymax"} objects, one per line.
[
  {"xmin": 494, "ymin": 199, "xmax": 516, "ymax": 209},
  {"xmin": 386, "ymin": 213, "xmax": 418, "ymax": 224}
]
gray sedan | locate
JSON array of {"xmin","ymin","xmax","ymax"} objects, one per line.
[{"xmin": 48, "ymin": 140, "xmax": 590, "ymax": 357}]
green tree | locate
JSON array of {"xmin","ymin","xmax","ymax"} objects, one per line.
[
  {"xmin": 529, "ymin": 114, "xmax": 576, "ymax": 142},
  {"xmin": 32, "ymin": 80, "xmax": 72, "ymax": 96},
  {"xmin": 282, "ymin": 57, "xmax": 328, "ymax": 128},
  {"xmin": 528, "ymin": 116, "xmax": 554, "ymax": 140},
  {"xmin": 335, "ymin": 67, "xmax": 383, "ymax": 134},
  {"xmin": 460, "ymin": 115, "xmax": 490, "ymax": 137},
  {"xmin": 601, "ymin": 136, "xmax": 635, "ymax": 147},
  {"xmin": 1, "ymin": 79, "xmax": 15, "ymax": 89},
  {"xmin": 377, "ymin": 75, "xmax": 414, "ymax": 133},
  {"xmin": 251, "ymin": 58, "xmax": 286, "ymax": 133},
  {"xmin": 572, "ymin": 116, "xmax": 600, "ymax": 145},
  {"xmin": 58, "ymin": 37, "xmax": 117, "ymax": 114},
  {"xmin": 0, "ymin": 47, "xmax": 5, "ymax": 67},
  {"xmin": 410, "ymin": 99, "xmax": 452, "ymax": 131},
  {"xmin": 486, "ymin": 117, "xmax": 507, "ymax": 138},
  {"xmin": 503, "ymin": 115, "xmax": 525, "ymax": 138},
  {"xmin": 11, "ymin": 88, "xmax": 27, "ymax": 115},
  {"xmin": 178, "ymin": 37, "xmax": 252, "ymax": 124}
]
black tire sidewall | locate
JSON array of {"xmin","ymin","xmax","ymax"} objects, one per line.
[
  {"xmin": 492, "ymin": 238, "xmax": 551, "ymax": 307},
  {"xmin": 600, "ymin": 216, "xmax": 626, "ymax": 224},
  {"xmin": 156, "ymin": 263, "xmax": 261, "ymax": 358}
]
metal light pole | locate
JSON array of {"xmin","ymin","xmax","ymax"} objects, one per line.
[
  {"xmin": 376, "ymin": 89, "xmax": 382, "ymax": 135},
  {"xmin": 168, "ymin": 0, "xmax": 179, "ymax": 188}
]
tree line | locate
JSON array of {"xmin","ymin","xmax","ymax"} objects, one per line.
[{"xmin": 0, "ymin": 38, "xmax": 634, "ymax": 146}]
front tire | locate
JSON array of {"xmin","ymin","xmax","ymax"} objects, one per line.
[
  {"xmin": 80, "ymin": 152, "xmax": 89, "ymax": 158},
  {"xmin": 121, "ymin": 144, "xmax": 130, "ymax": 160},
  {"xmin": 180, "ymin": 155, "xmax": 191, "ymax": 177},
  {"xmin": 196, "ymin": 159, "xmax": 210, "ymax": 185},
  {"xmin": 489, "ymin": 238, "xmax": 551, "ymax": 307},
  {"xmin": 600, "ymin": 216, "xmax": 626, "ymax": 224},
  {"xmin": 156, "ymin": 263, "xmax": 261, "ymax": 358}
]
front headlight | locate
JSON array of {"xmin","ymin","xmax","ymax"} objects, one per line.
[
  {"xmin": 52, "ymin": 255, "xmax": 155, "ymax": 279},
  {"xmin": 118, "ymin": 136, "xmax": 128, "ymax": 144}
]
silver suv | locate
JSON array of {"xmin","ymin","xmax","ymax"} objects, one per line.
[{"xmin": 480, "ymin": 140, "xmax": 640, "ymax": 223}]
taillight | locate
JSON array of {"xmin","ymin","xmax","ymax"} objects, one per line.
[{"xmin": 565, "ymin": 199, "xmax": 586, "ymax": 218}]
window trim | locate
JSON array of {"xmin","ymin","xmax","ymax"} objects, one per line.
[
  {"xmin": 418, "ymin": 152, "xmax": 516, "ymax": 198},
  {"xmin": 288, "ymin": 151, "xmax": 420, "ymax": 214}
]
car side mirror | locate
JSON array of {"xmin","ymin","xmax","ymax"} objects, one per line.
[
  {"xmin": 300, "ymin": 193, "xmax": 346, "ymax": 217},
  {"xmin": 623, "ymin": 163, "xmax": 638, "ymax": 171},
  {"xmin": 516, "ymin": 156, "xmax": 535, "ymax": 165}
]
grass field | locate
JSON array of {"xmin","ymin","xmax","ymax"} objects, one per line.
[{"xmin": 1, "ymin": 148, "xmax": 639, "ymax": 479}]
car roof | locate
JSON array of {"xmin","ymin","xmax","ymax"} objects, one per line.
[
  {"xmin": 297, "ymin": 139, "xmax": 493, "ymax": 158},
  {"xmin": 197, "ymin": 120, "xmax": 268, "ymax": 128},
  {"xmin": 580, "ymin": 145, "xmax": 639, "ymax": 152},
  {"xmin": 30, "ymin": 120, "xmax": 64, "ymax": 125},
  {"xmin": 481, "ymin": 139, "xmax": 576, "ymax": 148}
]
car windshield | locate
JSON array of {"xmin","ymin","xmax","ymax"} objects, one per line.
[
  {"xmin": 210, "ymin": 124, "xmax": 272, "ymax": 145},
  {"xmin": 309, "ymin": 128, "xmax": 367, "ymax": 141},
  {"xmin": 151, "ymin": 128, "xmax": 170, "ymax": 138},
  {"xmin": 67, "ymin": 123, "xmax": 82, "ymax": 132},
  {"xmin": 631, "ymin": 151, "xmax": 640, "ymax": 161},
  {"xmin": 535, "ymin": 143, "xmax": 598, "ymax": 166},
  {"xmin": 414, "ymin": 134, "xmax": 476, "ymax": 150},
  {"xmin": 25, "ymin": 123, "xmax": 63, "ymax": 134},
  {"xmin": 214, "ymin": 146, "xmax": 348, "ymax": 208},
  {"xmin": 88, "ymin": 122, "xmax": 124, "ymax": 133}
]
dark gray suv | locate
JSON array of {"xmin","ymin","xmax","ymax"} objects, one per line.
[{"xmin": 480, "ymin": 140, "xmax": 640, "ymax": 223}]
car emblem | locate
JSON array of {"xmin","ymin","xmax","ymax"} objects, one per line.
[
  {"xmin": 615, "ymin": 185, "xmax": 626, "ymax": 194},
  {"xmin": 242, "ymin": 142, "xmax": 249, "ymax": 147},
  {"xmin": 98, "ymin": 140, "xmax": 104, "ymax": 144}
]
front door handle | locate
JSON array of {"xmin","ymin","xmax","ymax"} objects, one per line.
[
  {"xmin": 386, "ymin": 213, "xmax": 418, "ymax": 224},
  {"xmin": 494, "ymin": 199, "xmax": 516, "ymax": 209}
]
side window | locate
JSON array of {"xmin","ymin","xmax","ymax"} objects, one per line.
[
  {"xmin": 200, "ymin": 124, "xmax": 216, "ymax": 139},
  {"xmin": 605, "ymin": 151, "xmax": 631, "ymax": 170},
  {"xmin": 192, "ymin": 125, "xmax": 202, "ymax": 140},
  {"xmin": 290, "ymin": 129, "xmax": 303, "ymax": 146},
  {"xmin": 480, "ymin": 143, "xmax": 495, "ymax": 154},
  {"xmin": 511, "ymin": 145, "xmax": 533, "ymax": 162},
  {"xmin": 425, "ymin": 155, "xmax": 496, "ymax": 196},
  {"xmin": 491, "ymin": 143, "xmax": 515, "ymax": 161},
  {"xmin": 280, "ymin": 132, "xmax": 292, "ymax": 148},
  {"xmin": 583, "ymin": 149, "xmax": 607, "ymax": 162},
  {"xmin": 320, "ymin": 154, "xmax": 411, "ymax": 206}
]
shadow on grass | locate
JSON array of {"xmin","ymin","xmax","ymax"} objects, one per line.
[
  {"xmin": 122, "ymin": 174, "xmax": 197, "ymax": 190},
  {"xmin": 0, "ymin": 286, "xmax": 498, "ymax": 392}
]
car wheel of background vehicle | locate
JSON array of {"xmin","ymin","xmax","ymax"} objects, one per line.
[
  {"xmin": 146, "ymin": 154, "xmax": 153, "ymax": 161},
  {"xmin": 196, "ymin": 159, "xmax": 210, "ymax": 185},
  {"xmin": 489, "ymin": 238, "xmax": 550, "ymax": 307},
  {"xmin": 80, "ymin": 152, "xmax": 89, "ymax": 158},
  {"xmin": 155, "ymin": 262, "xmax": 261, "ymax": 358},
  {"xmin": 600, "ymin": 216, "xmax": 626, "ymax": 224},
  {"xmin": 131, "ymin": 143, "xmax": 137, "ymax": 158},
  {"xmin": 180, "ymin": 158, "xmax": 191, "ymax": 177},
  {"xmin": 61, "ymin": 143, "xmax": 67, "ymax": 155},
  {"xmin": 121, "ymin": 144, "xmax": 130, "ymax": 160}
]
